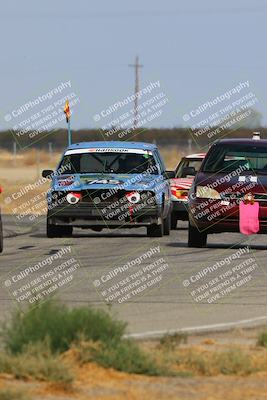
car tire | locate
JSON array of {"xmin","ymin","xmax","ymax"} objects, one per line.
[
  {"xmin": 188, "ymin": 222, "xmax": 207, "ymax": 247},
  {"xmin": 0, "ymin": 214, "xmax": 3, "ymax": 253},
  {"xmin": 147, "ymin": 221, "xmax": 164, "ymax": 237},
  {"xmin": 47, "ymin": 220, "xmax": 73, "ymax": 238},
  {"xmin": 163, "ymin": 211, "xmax": 171, "ymax": 235},
  {"xmin": 170, "ymin": 214, "xmax": 177, "ymax": 230}
]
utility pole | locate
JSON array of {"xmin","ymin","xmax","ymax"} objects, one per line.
[
  {"xmin": 129, "ymin": 55, "xmax": 143, "ymax": 130},
  {"xmin": 48, "ymin": 142, "xmax": 53, "ymax": 161},
  {"xmin": 36, "ymin": 148, "xmax": 40, "ymax": 179},
  {"xmin": 13, "ymin": 141, "xmax": 17, "ymax": 167}
]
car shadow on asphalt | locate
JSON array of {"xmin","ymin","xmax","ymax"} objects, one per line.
[
  {"xmin": 207, "ymin": 243, "xmax": 267, "ymax": 251},
  {"xmin": 166, "ymin": 242, "xmax": 211, "ymax": 253},
  {"xmin": 73, "ymin": 233, "xmax": 147, "ymax": 238},
  {"xmin": 166, "ymin": 242, "xmax": 267, "ymax": 251},
  {"xmin": 31, "ymin": 232, "xmax": 148, "ymax": 239}
]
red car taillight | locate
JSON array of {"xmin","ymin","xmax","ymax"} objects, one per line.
[{"xmin": 171, "ymin": 188, "xmax": 188, "ymax": 200}]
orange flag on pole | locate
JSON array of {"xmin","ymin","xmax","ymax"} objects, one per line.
[{"xmin": 64, "ymin": 100, "xmax": 71, "ymax": 123}]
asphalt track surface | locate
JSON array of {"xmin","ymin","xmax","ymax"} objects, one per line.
[{"xmin": 1, "ymin": 214, "xmax": 267, "ymax": 338}]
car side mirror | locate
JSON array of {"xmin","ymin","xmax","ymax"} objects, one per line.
[
  {"xmin": 181, "ymin": 166, "xmax": 196, "ymax": 177},
  {"xmin": 42, "ymin": 169, "xmax": 53, "ymax": 179},
  {"xmin": 164, "ymin": 170, "xmax": 175, "ymax": 179}
]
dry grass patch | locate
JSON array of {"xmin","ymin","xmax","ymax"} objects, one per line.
[
  {"xmin": 0, "ymin": 387, "xmax": 30, "ymax": 400},
  {"xmin": 0, "ymin": 341, "xmax": 73, "ymax": 386},
  {"xmin": 172, "ymin": 345, "xmax": 267, "ymax": 376}
]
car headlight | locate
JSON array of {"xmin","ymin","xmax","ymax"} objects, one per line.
[
  {"xmin": 126, "ymin": 191, "xmax": 141, "ymax": 204},
  {"xmin": 66, "ymin": 192, "xmax": 82, "ymax": 204},
  {"xmin": 196, "ymin": 186, "xmax": 221, "ymax": 199},
  {"xmin": 175, "ymin": 189, "xmax": 188, "ymax": 199}
]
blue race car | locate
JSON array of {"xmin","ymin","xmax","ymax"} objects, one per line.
[{"xmin": 42, "ymin": 141, "xmax": 174, "ymax": 237}]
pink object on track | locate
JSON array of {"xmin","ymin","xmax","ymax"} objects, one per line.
[{"xmin": 239, "ymin": 201, "xmax": 259, "ymax": 235}]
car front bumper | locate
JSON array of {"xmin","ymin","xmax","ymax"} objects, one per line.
[
  {"xmin": 188, "ymin": 198, "xmax": 267, "ymax": 234},
  {"xmin": 47, "ymin": 203, "xmax": 162, "ymax": 228}
]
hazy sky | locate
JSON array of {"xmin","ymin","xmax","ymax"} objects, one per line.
[{"xmin": 1, "ymin": 0, "xmax": 267, "ymax": 131}]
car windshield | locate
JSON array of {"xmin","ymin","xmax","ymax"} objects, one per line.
[
  {"xmin": 58, "ymin": 151, "xmax": 158, "ymax": 174},
  {"xmin": 202, "ymin": 144, "xmax": 267, "ymax": 173},
  {"xmin": 176, "ymin": 159, "xmax": 203, "ymax": 178}
]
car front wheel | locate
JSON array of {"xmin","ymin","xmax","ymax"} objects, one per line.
[
  {"xmin": 170, "ymin": 214, "xmax": 177, "ymax": 230},
  {"xmin": 188, "ymin": 222, "xmax": 207, "ymax": 247},
  {"xmin": 147, "ymin": 220, "xmax": 163, "ymax": 237},
  {"xmin": 163, "ymin": 211, "xmax": 171, "ymax": 235}
]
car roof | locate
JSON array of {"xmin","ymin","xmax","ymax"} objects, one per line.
[
  {"xmin": 215, "ymin": 138, "xmax": 267, "ymax": 146},
  {"xmin": 66, "ymin": 141, "xmax": 157, "ymax": 151},
  {"xmin": 185, "ymin": 153, "xmax": 206, "ymax": 159}
]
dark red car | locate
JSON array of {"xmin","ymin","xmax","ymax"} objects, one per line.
[{"xmin": 188, "ymin": 136, "xmax": 267, "ymax": 247}]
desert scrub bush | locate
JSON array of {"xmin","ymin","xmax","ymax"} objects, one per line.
[
  {"xmin": 257, "ymin": 331, "xmax": 267, "ymax": 347},
  {"xmin": 215, "ymin": 347, "xmax": 255, "ymax": 375},
  {"xmin": 2, "ymin": 300, "xmax": 126, "ymax": 354},
  {"xmin": 72, "ymin": 338, "xmax": 170, "ymax": 376},
  {"xmin": 159, "ymin": 332, "xmax": 188, "ymax": 351},
  {"xmin": 0, "ymin": 341, "xmax": 73, "ymax": 384},
  {"xmin": 1, "ymin": 301, "xmax": 179, "ymax": 377},
  {"xmin": 0, "ymin": 388, "xmax": 29, "ymax": 400},
  {"xmin": 176, "ymin": 347, "xmax": 256, "ymax": 376}
]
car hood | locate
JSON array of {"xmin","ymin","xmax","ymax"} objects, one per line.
[
  {"xmin": 170, "ymin": 177, "xmax": 193, "ymax": 189},
  {"xmin": 195, "ymin": 172, "xmax": 267, "ymax": 196},
  {"xmin": 52, "ymin": 173, "xmax": 162, "ymax": 191}
]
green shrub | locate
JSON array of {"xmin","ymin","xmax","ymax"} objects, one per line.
[
  {"xmin": 0, "ymin": 301, "xmax": 177, "ymax": 377},
  {"xmin": 2, "ymin": 300, "xmax": 126, "ymax": 354},
  {"xmin": 215, "ymin": 348, "xmax": 254, "ymax": 375},
  {"xmin": 176, "ymin": 349, "xmax": 213, "ymax": 375},
  {"xmin": 257, "ymin": 331, "xmax": 267, "ymax": 347},
  {"xmin": 176, "ymin": 347, "xmax": 256, "ymax": 376},
  {"xmin": 159, "ymin": 332, "xmax": 188, "ymax": 351},
  {"xmin": 73, "ymin": 337, "xmax": 172, "ymax": 376}
]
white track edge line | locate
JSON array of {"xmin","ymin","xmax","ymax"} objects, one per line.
[{"xmin": 125, "ymin": 315, "xmax": 267, "ymax": 339}]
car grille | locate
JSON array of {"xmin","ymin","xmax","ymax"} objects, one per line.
[{"xmin": 50, "ymin": 189, "xmax": 156, "ymax": 206}]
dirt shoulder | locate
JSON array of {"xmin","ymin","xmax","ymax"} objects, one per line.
[
  {"xmin": 2, "ymin": 367, "xmax": 267, "ymax": 400},
  {"xmin": 2, "ymin": 327, "xmax": 267, "ymax": 400}
]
